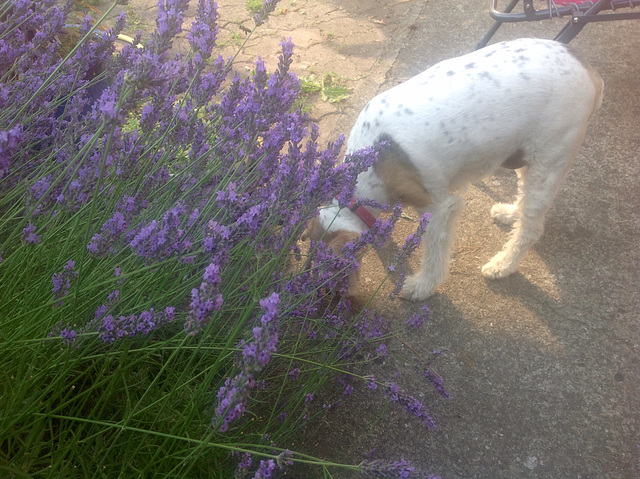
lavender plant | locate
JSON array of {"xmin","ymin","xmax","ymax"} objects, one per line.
[{"xmin": 0, "ymin": 1, "xmax": 445, "ymax": 477}]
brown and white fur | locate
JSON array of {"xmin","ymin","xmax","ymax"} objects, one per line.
[{"xmin": 304, "ymin": 38, "xmax": 603, "ymax": 300}]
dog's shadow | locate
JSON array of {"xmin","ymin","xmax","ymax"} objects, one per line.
[{"xmin": 354, "ymin": 169, "xmax": 569, "ymax": 321}]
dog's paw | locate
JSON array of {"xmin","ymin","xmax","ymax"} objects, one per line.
[
  {"xmin": 481, "ymin": 252, "xmax": 518, "ymax": 279},
  {"xmin": 490, "ymin": 203, "xmax": 518, "ymax": 226},
  {"xmin": 400, "ymin": 273, "xmax": 438, "ymax": 301}
]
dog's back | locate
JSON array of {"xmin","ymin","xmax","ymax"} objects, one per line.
[{"xmin": 348, "ymin": 38, "xmax": 603, "ymax": 202}]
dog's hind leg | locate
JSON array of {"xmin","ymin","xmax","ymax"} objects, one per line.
[
  {"xmin": 490, "ymin": 167, "xmax": 526, "ymax": 226},
  {"xmin": 481, "ymin": 137, "xmax": 583, "ymax": 279},
  {"xmin": 402, "ymin": 193, "xmax": 465, "ymax": 300}
]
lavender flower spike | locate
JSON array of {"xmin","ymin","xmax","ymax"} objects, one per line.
[
  {"xmin": 252, "ymin": 459, "xmax": 277, "ymax": 479},
  {"xmin": 253, "ymin": 0, "xmax": 280, "ymax": 26},
  {"xmin": 359, "ymin": 459, "xmax": 414, "ymax": 479},
  {"xmin": 52, "ymin": 260, "xmax": 79, "ymax": 305},
  {"xmin": 22, "ymin": 224, "xmax": 41, "ymax": 245},
  {"xmin": 187, "ymin": 0, "xmax": 219, "ymax": 59},
  {"xmin": 359, "ymin": 459, "xmax": 442, "ymax": 479},
  {"xmin": 214, "ymin": 293, "xmax": 280, "ymax": 431},
  {"xmin": 383, "ymin": 382, "xmax": 437, "ymax": 430}
]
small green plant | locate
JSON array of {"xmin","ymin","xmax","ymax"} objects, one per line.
[
  {"xmin": 247, "ymin": 0, "xmax": 264, "ymax": 14},
  {"xmin": 300, "ymin": 72, "xmax": 352, "ymax": 104},
  {"xmin": 125, "ymin": 4, "xmax": 143, "ymax": 26},
  {"xmin": 220, "ymin": 30, "xmax": 245, "ymax": 47}
]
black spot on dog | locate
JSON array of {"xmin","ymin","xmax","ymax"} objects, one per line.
[
  {"xmin": 363, "ymin": 121, "xmax": 371, "ymax": 130},
  {"xmin": 520, "ymin": 72, "xmax": 531, "ymax": 81},
  {"xmin": 364, "ymin": 103, "xmax": 370, "ymax": 112},
  {"xmin": 404, "ymin": 108, "xmax": 414, "ymax": 115},
  {"xmin": 465, "ymin": 62, "xmax": 476, "ymax": 69},
  {"xmin": 447, "ymin": 70, "xmax": 455, "ymax": 76},
  {"xmin": 479, "ymin": 70, "xmax": 501, "ymax": 88}
]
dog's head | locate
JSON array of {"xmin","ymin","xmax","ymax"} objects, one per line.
[{"xmin": 301, "ymin": 215, "xmax": 362, "ymax": 295}]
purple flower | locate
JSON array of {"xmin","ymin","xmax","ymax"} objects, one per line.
[
  {"xmin": 215, "ymin": 372, "xmax": 254, "ymax": 432},
  {"xmin": 88, "ymin": 195, "xmax": 146, "ymax": 256},
  {"xmin": 234, "ymin": 452, "xmax": 252, "ymax": 478},
  {"xmin": 203, "ymin": 262, "xmax": 221, "ymax": 285},
  {"xmin": 242, "ymin": 293, "xmax": 280, "ymax": 371},
  {"xmin": 389, "ymin": 212, "xmax": 430, "ymax": 298},
  {"xmin": 382, "ymin": 382, "xmax": 436, "ymax": 430},
  {"xmin": 30, "ymin": 176, "xmax": 51, "ymax": 201},
  {"xmin": 214, "ymin": 293, "xmax": 280, "ymax": 431},
  {"xmin": 94, "ymin": 88, "xmax": 120, "ymax": 125},
  {"xmin": 187, "ymin": 0, "xmax": 219, "ymax": 59},
  {"xmin": 252, "ymin": 459, "xmax": 277, "ymax": 479},
  {"xmin": 183, "ymin": 282, "xmax": 224, "ymax": 336},
  {"xmin": 366, "ymin": 376, "xmax": 378, "ymax": 390},
  {"xmin": 129, "ymin": 203, "xmax": 192, "ymax": 261},
  {"xmin": 96, "ymin": 305, "xmax": 175, "ymax": 343},
  {"xmin": 275, "ymin": 449, "xmax": 293, "ymax": 467},
  {"xmin": 288, "ymin": 367, "xmax": 300, "ymax": 381},
  {"xmin": 52, "ymin": 260, "xmax": 79, "ymax": 304},
  {"xmin": 149, "ymin": 0, "xmax": 190, "ymax": 55},
  {"xmin": 424, "ymin": 369, "xmax": 450, "ymax": 399},
  {"xmin": 21, "ymin": 224, "xmax": 40, "ymax": 245},
  {"xmin": 235, "ymin": 454, "xmax": 252, "ymax": 475},
  {"xmin": 359, "ymin": 460, "xmax": 416, "ymax": 479},
  {"xmin": 253, "ymin": 0, "xmax": 280, "ymax": 26},
  {"xmin": 60, "ymin": 328, "xmax": 77, "ymax": 345},
  {"xmin": 405, "ymin": 304, "xmax": 430, "ymax": 330}
]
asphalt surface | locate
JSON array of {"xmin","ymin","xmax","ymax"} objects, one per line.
[{"xmin": 309, "ymin": 2, "xmax": 640, "ymax": 478}]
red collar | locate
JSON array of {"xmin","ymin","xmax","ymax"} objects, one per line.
[{"xmin": 347, "ymin": 199, "xmax": 377, "ymax": 229}]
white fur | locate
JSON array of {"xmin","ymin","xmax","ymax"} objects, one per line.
[{"xmin": 316, "ymin": 38, "xmax": 603, "ymax": 300}]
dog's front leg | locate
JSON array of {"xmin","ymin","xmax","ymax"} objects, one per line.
[{"xmin": 402, "ymin": 194, "xmax": 464, "ymax": 300}]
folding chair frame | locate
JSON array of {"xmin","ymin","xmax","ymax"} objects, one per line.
[{"xmin": 477, "ymin": 0, "xmax": 640, "ymax": 49}]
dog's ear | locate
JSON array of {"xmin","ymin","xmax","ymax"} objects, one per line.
[
  {"xmin": 301, "ymin": 216, "xmax": 324, "ymax": 242},
  {"xmin": 327, "ymin": 230, "xmax": 360, "ymax": 255}
]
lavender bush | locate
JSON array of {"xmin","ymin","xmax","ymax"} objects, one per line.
[{"xmin": 0, "ymin": 1, "xmax": 445, "ymax": 477}]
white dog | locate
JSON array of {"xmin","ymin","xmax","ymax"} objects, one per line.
[{"xmin": 304, "ymin": 38, "xmax": 603, "ymax": 300}]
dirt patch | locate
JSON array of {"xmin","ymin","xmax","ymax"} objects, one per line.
[{"xmin": 94, "ymin": 0, "xmax": 416, "ymax": 145}]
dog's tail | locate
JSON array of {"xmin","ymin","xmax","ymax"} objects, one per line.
[
  {"xmin": 569, "ymin": 45, "xmax": 604, "ymax": 118},
  {"xmin": 587, "ymin": 66, "xmax": 604, "ymax": 118}
]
